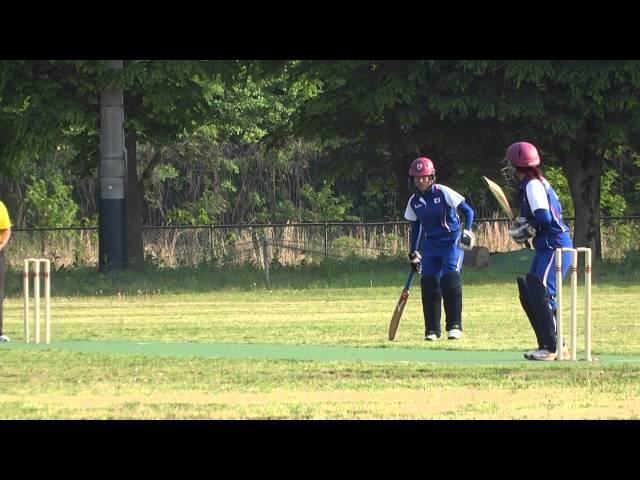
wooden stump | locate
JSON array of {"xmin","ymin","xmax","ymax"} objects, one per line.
[{"xmin": 463, "ymin": 246, "xmax": 490, "ymax": 268}]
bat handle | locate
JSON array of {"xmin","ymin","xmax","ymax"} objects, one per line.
[{"xmin": 405, "ymin": 269, "xmax": 417, "ymax": 289}]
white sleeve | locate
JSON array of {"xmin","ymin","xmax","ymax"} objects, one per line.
[
  {"xmin": 526, "ymin": 179, "xmax": 549, "ymax": 212},
  {"xmin": 438, "ymin": 185, "xmax": 465, "ymax": 208},
  {"xmin": 404, "ymin": 195, "xmax": 417, "ymax": 221}
]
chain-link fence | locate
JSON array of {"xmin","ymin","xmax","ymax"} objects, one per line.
[{"xmin": 7, "ymin": 217, "xmax": 640, "ymax": 270}]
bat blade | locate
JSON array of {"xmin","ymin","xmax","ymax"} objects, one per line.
[
  {"xmin": 388, "ymin": 270, "xmax": 416, "ymax": 341},
  {"xmin": 482, "ymin": 175, "xmax": 515, "ymax": 220},
  {"xmin": 388, "ymin": 288, "xmax": 410, "ymax": 341},
  {"xmin": 482, "ymin": 175, "xmax": 532, "ymax": 249}
]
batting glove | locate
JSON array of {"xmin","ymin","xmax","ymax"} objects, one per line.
[
  {"xmin": 408, "ymin": 251, "xmax": 422, "ymax": 274},
  {"xmin": 509, "ymin": 222, "xmax": 536, "ymax": 244},
  {"xmin": 459, "ymin": 229, "xmax": 475, "ymax": 251}
]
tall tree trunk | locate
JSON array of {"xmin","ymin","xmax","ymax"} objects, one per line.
[
  {"xmin": 126, "ymin": 130, "xmax": 145, "ymax": 271},
  {"xmin": 562, "ymin": 129, "xmax": 602, "ymax": 258}
]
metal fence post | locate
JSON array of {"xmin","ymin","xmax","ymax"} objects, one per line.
[
  {"xmin": 263, "ymin": 237, "xmax": 270, "ymax": 286},
  {"xmin": 324, "ymin": 222, "xmax": 328, "ymax": 261},
  {"xmin": 209, "ymin": 225, "xmax": 214, "ymax": 265}
]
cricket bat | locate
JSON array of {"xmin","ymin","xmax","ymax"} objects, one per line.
[
  {"xmin": 482, "ymin": 175, "xmax": 531, "ymax": 249},
  {"xmin": 388, "ymin": 269, "xmax": 416, "ymax": 341}
]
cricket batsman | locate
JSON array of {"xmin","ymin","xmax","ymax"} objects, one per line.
[{"xmin": 502, "ymin": 141, "xmax": 573, "ymax": 361}]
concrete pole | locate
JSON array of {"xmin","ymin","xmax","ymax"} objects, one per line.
[{"xmin": 99, "ymin": 60, "xmax": 127, "ymax": 271}]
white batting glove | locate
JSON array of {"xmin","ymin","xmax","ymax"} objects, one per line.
[
  {"xmin": 459, "ymin": 229, "xmax": 475, "ymax": 251},
  {"xmin": 408, "ymin": 251, "xmax": 422, "ymax": 274}
]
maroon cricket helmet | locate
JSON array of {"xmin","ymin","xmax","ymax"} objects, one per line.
[
  {"xmin": 409, "ymin": 157, "xmax": 436, "ymax": 176},
  {"xmin": 505, "ymin": 142, "xmax": 541, "ymax": 168}
]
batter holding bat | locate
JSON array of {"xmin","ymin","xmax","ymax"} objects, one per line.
[
  {"xmin": 404, "ymin": 156, "xmax": 476, "ymax": 341},
  {"xmin": 501, "ymin": 141, "xmax": 573, "ymax": 361}
]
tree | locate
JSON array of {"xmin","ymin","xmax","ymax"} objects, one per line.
[
  {"xmin": 0, "ymin": 60, "xmax": 236, "ymax": 270},
  {"xmin": 0, "ymin": 60, "xmax": 102, "ymax": 177},
  {"xmin": 117, "ymin": 60, "xmax": 229, "ymax": 270},
  {"xmin": 283, "ymin": 60, "xmax": 640, "ymax": 257},
  {"xmin": 1, "ymin": 60, "xmax": 325, "ymax": 267},
  {"xmin": 454, "ymin": 61, "xmax": 640, "ymax": 256}
]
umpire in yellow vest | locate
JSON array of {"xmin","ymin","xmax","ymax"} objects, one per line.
[{"xmin": 0, "ymin": 200, "xmax": 12, "ymax": 342}]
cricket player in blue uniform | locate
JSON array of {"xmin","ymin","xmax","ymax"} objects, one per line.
[
  {"xmin": 404, "ymin": 157, "xmax": 475, "ymax": 341},
  {"xmin": 503, "ymin": 141, "xmax": 573, "ymax": 361}
]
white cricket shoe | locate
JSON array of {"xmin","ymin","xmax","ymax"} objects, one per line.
[
  {"xmin": 0, "ymin": 334, "xmax": 10, "ymax": 342},
  {"xmin": 530, "ymin": 348, "xmax": 557, "ymax": 361},
  {"xmin": 525, "ymin": 345, "xmax": 568, "ymax": 360},
  {"xmin": 424, "ymin": 333, "xmax": 439, "ymax": 341},
  {"xmin": 447, "ymin": 328, "xmax": 462, "ymax": 340}
]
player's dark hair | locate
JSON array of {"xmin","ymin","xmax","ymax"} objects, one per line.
[{"xmin": 517, "ymin": 166, "xmax": 543, "ymax": 181}]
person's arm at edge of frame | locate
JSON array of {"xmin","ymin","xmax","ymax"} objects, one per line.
[
  {"xmin": 0, "ymin": 201, "xmax": 11, "ymax": 253},
  {"xmin": 0, "ymin": 227, "xmax": 10, "ymax": 253}
]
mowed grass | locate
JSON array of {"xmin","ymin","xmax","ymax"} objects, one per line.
[{"xmin": 1, "ymin": 266, "xmax": 639, "ymax": 419}]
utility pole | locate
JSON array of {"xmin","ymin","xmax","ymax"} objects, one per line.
[{"xmin": 99, "ymin": 60, "xmax": 127, "ymax": 271}]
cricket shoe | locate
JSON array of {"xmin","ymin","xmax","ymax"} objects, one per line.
[
  {"xmin": 524, "ymin": 348, "xmax": 540, "ymax": 360},
  {"xmin": 424, "ymin": 333, "xmax": 440, "ymax": 341},
  {"xmin": 525, "ymin": 345, "xmax": 568, "ymax": 360},
  {"xmin": 529, "ymin": 349, "xmax": 557, "ymax": 361},
  {"xmin": 447, "ymin": 328, "xmax": 462, "ymax": 340},
  {"xmin": 0, "ymin": 334, "xmax": 10, "ymax": 342}
]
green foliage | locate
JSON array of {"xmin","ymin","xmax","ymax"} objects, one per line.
[
  {"xmin": 300, "ymin": 183, "xmax": 356, "ymax": 222},
  {"xmin": 600, "ymin": 169, "xmax": 627, "ymax": 216},
  {"xmin": 543, "ymin": 166, "xmax": 627, "ymax": 218},
  {"xmin": 0, "ymin": 60, "xmax": 248, "ymax": 178},
  {"xmin": 378, "ymin": 233, "xmax": 405, "ymax": 259},
  {"xmin": 164, "ymin": 189, "xmax": 231, "ymax": 226},
  {"xmin": 153, "ymin": 164, "xmax": 180, "ymax": 182},
  {"xmin": 253, "ymin": 200, "xmax": 294, "ymax": 224},
  {"xmin": 25, "ymin": 173, "xmax": 79, "ymax": 228},
  {"xmin": 331, "ymin": 236, "xmax": 362, "ymax": 257},
  {"xmin": 282, "ymin": 60, "xmax": 640, "ymax": 226},
  {"xmin": 5, "ymin": 60, "xmax": 640, "ymax": 234},
  {"xmin": 360, "ymin": 177, "xmax": 399, "ymax": 220},
  {"xmin": 0, "ymin": 60, "xmax": 100, "ymax": 176},
  {"xmin": 167, "ymin": 207, "xmax": 208, "ymax": 226},
  {"xmin": 600, "ymin": 221, "xmax": 640, "ymax": 261},
  {"xmin": 199, "ymin": 61, "xmax": 322, "ymax": 145},
  {"xmin": 544, "ymin": 166, "xmax": 574, "ymax": 217},
  {"xmin": 140, "ymin": 136, "xmax": 356, "ymax": 226}
]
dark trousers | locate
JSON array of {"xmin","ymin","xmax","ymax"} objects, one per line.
[{"xmin": 0, "ymin": 254, "xmax": 5, "ymax": 335}]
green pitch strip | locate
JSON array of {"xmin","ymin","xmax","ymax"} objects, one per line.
[{"xmin": 2, "ymin": 341, "xmax": 640, "ymax": 364}]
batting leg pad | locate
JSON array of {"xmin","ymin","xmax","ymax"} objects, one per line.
[
  {"xmin": 421, "ymin": 275, "xmax": 442, "ymax": 336},
  {"xmin": 524, "ymin": 274, "xmax": 557, "ymax": 351},
  {"xmin": 441, "ymin": 271, "xmax": 462, "ymax": 331},
  {"xmin": 517, "ymin": 276, "xmax": 542, "ymax": 349}
]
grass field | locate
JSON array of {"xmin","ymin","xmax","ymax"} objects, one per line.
[{"xmin": 1, "ymin": 252, "xmax": 639, "ymax": 419}]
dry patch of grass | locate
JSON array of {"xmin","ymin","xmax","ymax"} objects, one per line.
[{"xmin": 2, "ymin": 385, "xmax": 639, "ymax": 420}]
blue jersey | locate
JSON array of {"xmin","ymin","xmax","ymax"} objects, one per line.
[
  {"xmin": 518, "ymin": 176, "xmax": 572, "ymax": 250},
  {"xmin": 404, "ymin": 184, "xmax": 473, "ymax": 251}
]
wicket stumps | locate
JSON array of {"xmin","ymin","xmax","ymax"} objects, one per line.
[
  {"xmin": 555, "ymin": 247, "xmax": 592, "ymax": 361},
  {"xmin": 23, "ymin": 258, "xmax": 51, "ymax": 344}
]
